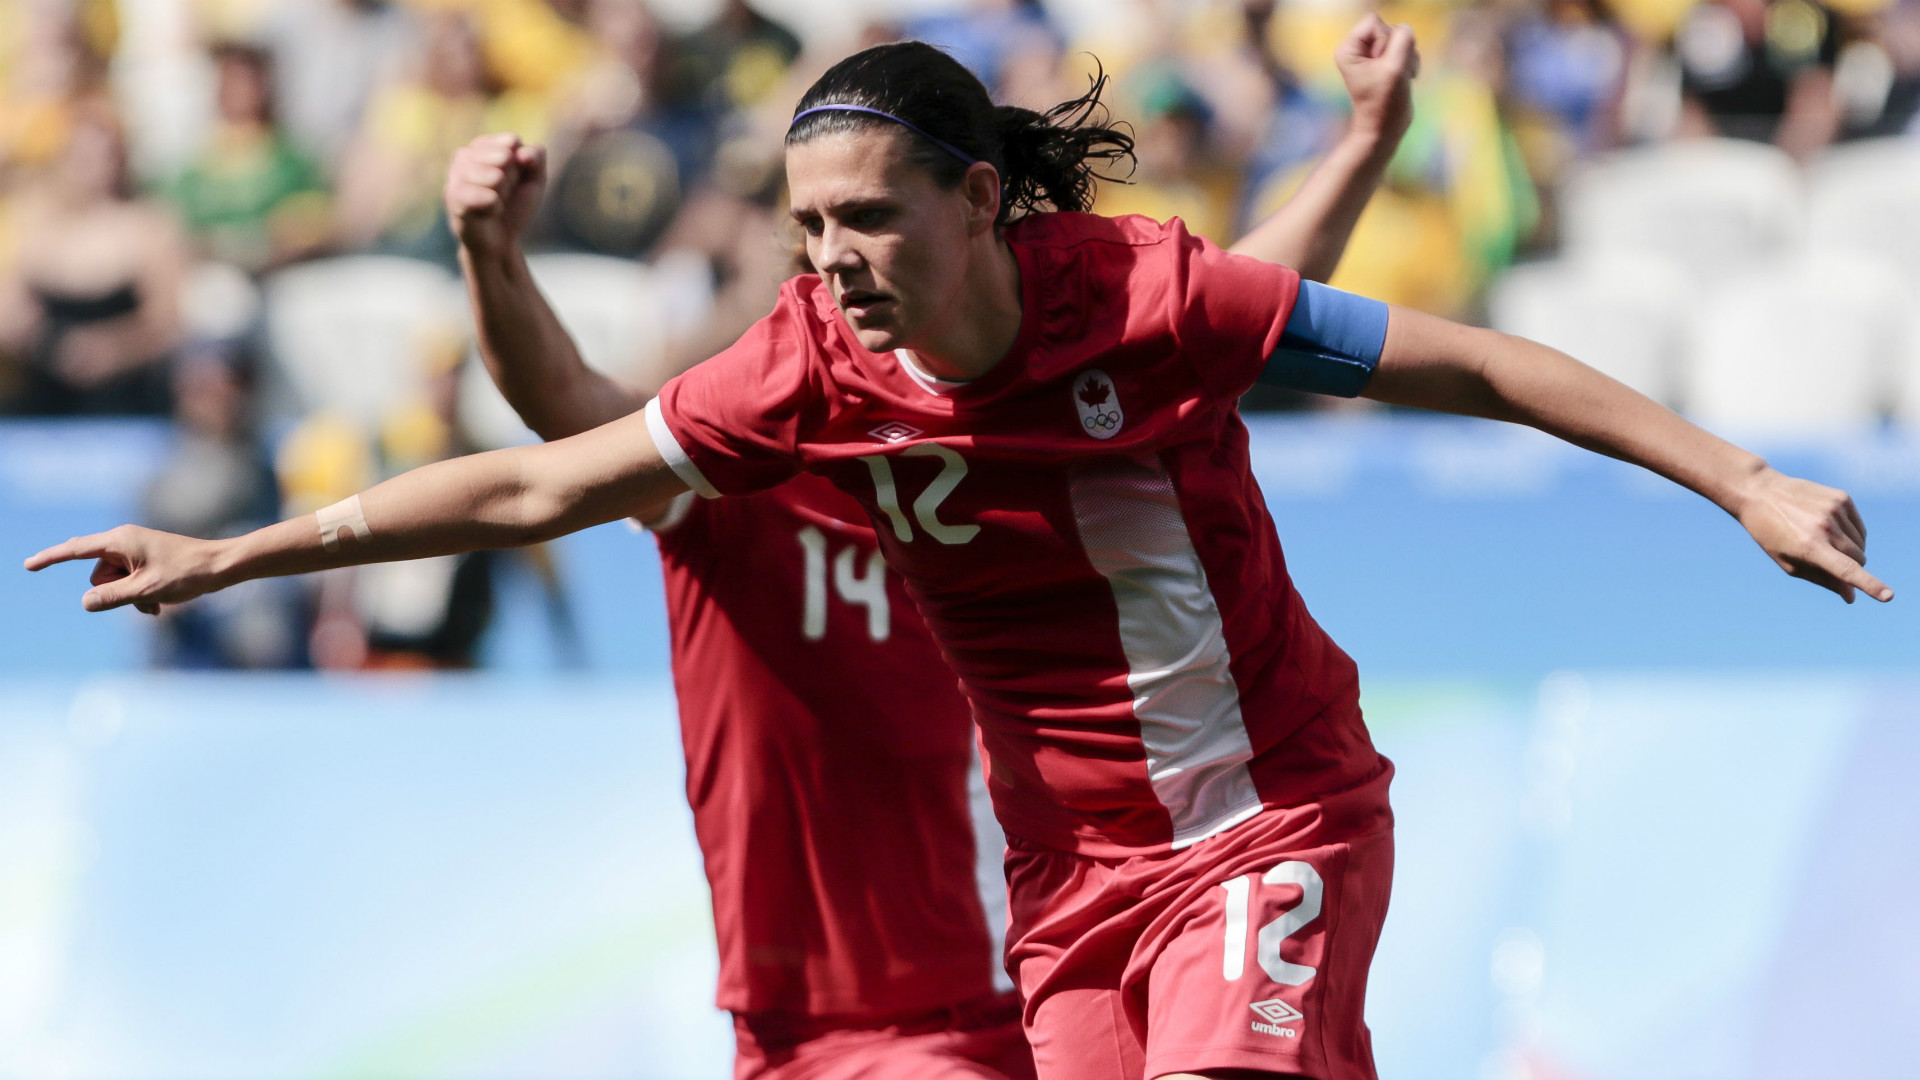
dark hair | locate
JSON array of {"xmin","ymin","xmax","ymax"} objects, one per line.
[
  {"xmin": 786, "ymin": 42, "xmax": 1134, "ymax": 225},
  {"xmin": 208, "ymin": 39, "xmax": 273, "ymax": 72},
  {"xmin": 208, "ymin": 41, "xmax": 278, "ymax": 125}
]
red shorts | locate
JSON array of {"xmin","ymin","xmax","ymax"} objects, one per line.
[
  {"xmin": 734, "ymin": 994, "xmax": 1037, "ymax": 1080},
  {"xmin": 1005, "ymin": 760, "xmax": 1394, "ymax": 1080}
]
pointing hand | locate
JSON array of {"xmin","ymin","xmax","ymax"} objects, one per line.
[{"xmin": 25, "ymin": 526, "xmax": 225, "ymax": 615}]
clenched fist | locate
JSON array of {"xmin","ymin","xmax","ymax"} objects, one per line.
[
  {"xmin": 1336, "ymin": 14, "xmax": 1419, "ymax": 146},
  {"xmin": 445, "ymin": 132, "xmax": 548, "ymax": 257}
]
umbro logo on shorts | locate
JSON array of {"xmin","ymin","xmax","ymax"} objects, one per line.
[
  {"xmin": 1249, "ymin": 998, "xmax": 1303, "ymax": 1038},
  {"xmin": 869, "ymin": 421, "xmax": 924, "ymax": 444}
]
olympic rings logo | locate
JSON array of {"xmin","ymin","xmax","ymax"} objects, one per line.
[{"xmin": 1073, "ymin": 369, "xmax": 1124, "ymax": 440}]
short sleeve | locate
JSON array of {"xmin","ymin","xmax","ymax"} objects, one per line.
[
  {"xmin": 648, "ymin": 288, "xmax": 816, "ymax": 498},
  {"xmin": 1164, "ymin": 220, "xmax": 1302, "ymax": 402}
]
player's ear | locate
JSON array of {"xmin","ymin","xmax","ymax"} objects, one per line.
[{"xmin": 961, "ymin": 161, "xmax": 1001, "ymax": 236}]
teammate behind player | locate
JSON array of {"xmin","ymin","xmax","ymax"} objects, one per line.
[
  {"xmin": 30, "ymin": 27, "xmax": 1890, "ymax": 1080},
  {"xmin": 438, "ymin": 20, "xmax": 1420, "ymax": 1080}
]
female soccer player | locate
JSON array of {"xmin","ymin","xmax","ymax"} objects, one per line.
[
  {"xmin": 438, "ymin": 21, "xmax": 1417, "ymax": 1080},
  {"xmin": 30, "ymin": 31, "xmax": 1888, "ymax": 1080}
]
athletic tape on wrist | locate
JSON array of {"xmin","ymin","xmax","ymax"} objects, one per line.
[{"xmin": 317, "ymin": 494, "xmax": 371, "ymax": 551}]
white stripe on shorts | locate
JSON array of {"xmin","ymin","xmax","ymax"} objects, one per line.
[{"xmin": 969, "ymin": 738, "xmax": 1015, "ymax": 993}]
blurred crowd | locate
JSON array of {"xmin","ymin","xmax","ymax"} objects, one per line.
[{"xmin": 3, "ymin": 0, "xmax": 1916, "ymax": 669}]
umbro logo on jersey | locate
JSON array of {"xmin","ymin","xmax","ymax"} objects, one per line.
[
  {"xmin": 869, "ymin": 421, "xmax": 924, "ymax": 444},
  {"xmin": 1249, "ymin": 998, "xmax": 1303, "ymax": 1038},
  {"xmin": 1073, "ymin": 369, "xmax": 1123, "ymax": 440},
  {"xmin": 1250, "ymin": 999, "xmax": 1302, "ymax": 1024}
]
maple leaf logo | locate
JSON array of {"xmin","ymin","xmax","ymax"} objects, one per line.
[{"xmin": 1072, "ymin": 368, "xmax": 1123, "ymax": 440}]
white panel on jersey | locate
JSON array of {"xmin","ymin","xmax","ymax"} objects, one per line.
[
  {"xmin": 968, "ymin": 741, "xmax": 1015, "ymax": 994},
  {"xmin": 1069, "ymin": 456, "xmax": 1263, "ymax": 849}
]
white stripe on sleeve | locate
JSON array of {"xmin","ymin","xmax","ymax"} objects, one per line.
[{"xmin": 644, "ymin": 398, "xmax": 721, "ymax": 499}]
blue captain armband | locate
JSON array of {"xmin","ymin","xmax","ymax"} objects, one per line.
[{"xmin": 1259, "ymin": 280, "xmax": 1389, "ymax": 397}]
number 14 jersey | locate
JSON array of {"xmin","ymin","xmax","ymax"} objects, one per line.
[
  {"xmin": 648, "ymin": 212, "xmax": 1373, "ymax": 858},
  {"xmin": 650, "ymin": 473, "xmax": 1011, "ymax": 1020}
]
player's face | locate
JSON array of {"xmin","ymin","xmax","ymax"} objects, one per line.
[{"xmin": 786, "ymin": 129, "xmax": 990, "ymax": 353}]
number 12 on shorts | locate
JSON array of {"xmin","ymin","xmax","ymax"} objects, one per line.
[{"xmin": 1219, "ymin": 861, "xmax": 1323, "ymax": 985}]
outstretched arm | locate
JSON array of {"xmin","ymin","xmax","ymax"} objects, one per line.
[
  {"xmin": 1365, "ymin": 306, "xmax": 1892, "ymax": 604},
  {"xmin": 25, "ymin": 409, "xmax": 689, "ymax": 612},
  {"xmin": 1227, "ymin": 14, "xmax": 1416, "ymax": 281},
  {"xmin": 447, "ymin": 134, "xmax": 648, "ymax": 440}
]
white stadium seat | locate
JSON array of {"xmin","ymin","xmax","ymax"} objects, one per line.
[
  {"xmin": 1560, "ymin": 139, "xmax": 1803, "ymax": 283},
  {"xmin": 523, "ymin": 253, "xmax": 661, "ymax": 374},
  {"xmin": 459, "ymin": 251, "xmax": 716, "ymax": 448},
  {"xmin": 263, "ymin": 256, "xmax": 465, "ymax": 430},
  {"xmin": 181, "ymin": 260, "xmax": 262, "ymax": 342},
  {"xmin": 1900, "ymin": 306, "xmax": 1920, "ymax": 426},
  {"xmin": 1807, "ymin": 138, "xmax": 1920, "ymax": 284},
  {"xmin": 1488, "ymin": 252, "xmax": 1695, "ymax": 406},
  {"xmin": 1683, "ymin": 253, "xmax": 1909, "ymax": 434}
]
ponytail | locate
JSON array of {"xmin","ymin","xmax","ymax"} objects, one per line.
[
  {"xmin": 788, "ymin": 43, "xmax": 1134, "ymax": 225},
  {"xmin": 992, "ymin": 70, "xmax": 1135, "ymax": 219}
]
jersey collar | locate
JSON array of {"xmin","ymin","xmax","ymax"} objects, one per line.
[
  {"xmin": 883, "ymin": 235, "xmax": 1043, "ymax": 406},
  {"xmin": 895, "ymin": 349, "xmax": 975, "ymax": 397}
]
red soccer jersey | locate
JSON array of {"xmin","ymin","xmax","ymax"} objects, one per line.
[
  {"xmin": 646, "ymin": 213, "xmax": 1369, "ymax": 858},
  {"xmin": 649, "ymin": 472, "xmax": 1011, "ymax": 1020}
]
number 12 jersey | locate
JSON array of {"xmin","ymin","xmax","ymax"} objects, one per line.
[{"xmin": 648, "ymin": 212, "xmax": 1373, "ymax": 858}]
